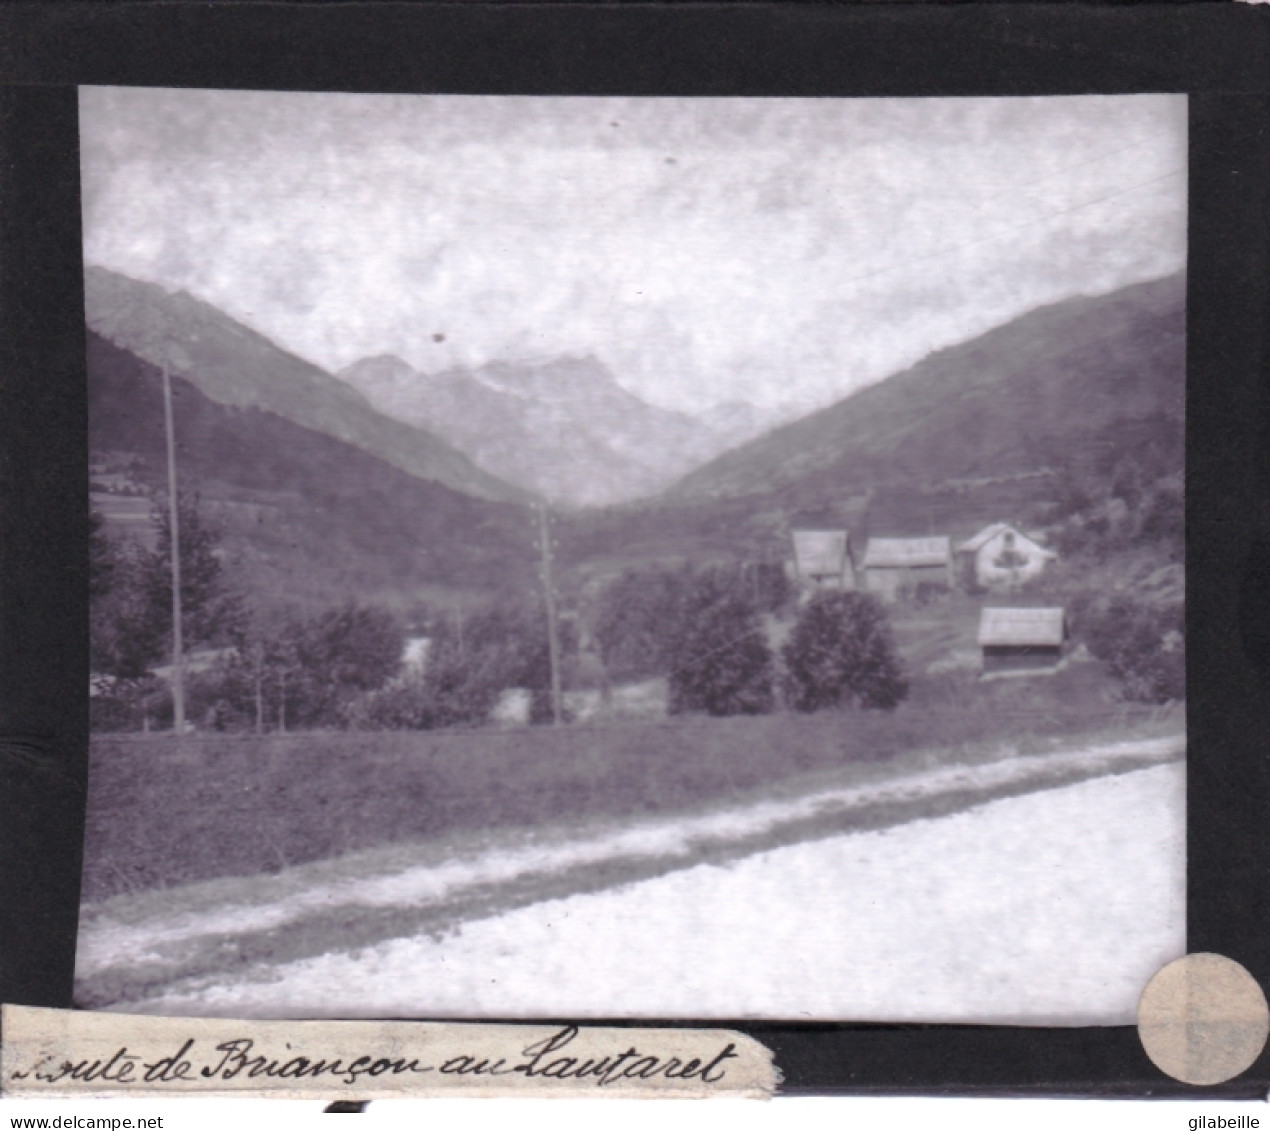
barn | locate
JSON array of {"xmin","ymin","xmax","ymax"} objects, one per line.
[
  {"xmin": 861, "ymin": 536, "xmax": 952, "ymax": 602},
  {"xmin": 978, "ymin": 606, "xmax": 1067, "ymax": 677},
  {"xmin": 956, "ymin": 523, "xmax": 1057, "ymax": 590},
  {"xmin": 790, "ymin": 528, "xmax": 856, "ymax": 595}
]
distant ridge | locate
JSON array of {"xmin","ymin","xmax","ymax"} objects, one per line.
[
  {"xmin": 84, "ymin": 266, "xmax": 528, "ymax": 504},
  {"xmin": 337, "ymin": 352, "xmax": 768, "ymax": 508},
  {"xmin": 665, "ymin": 273, "xmax": 1185, "ymax": 503},
  {"xmin": 88, "ymin": 329, "xmax": 534, "ymax": 610}
]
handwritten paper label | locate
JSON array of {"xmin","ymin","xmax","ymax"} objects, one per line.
[{"xmin": 0, "ymin": 1005, "xmax": 779, "ymax": 1099}]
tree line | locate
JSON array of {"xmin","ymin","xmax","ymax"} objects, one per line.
[
  {"xmin": 91, "ymin": 496, "xmax": 402, "ymax": 732},
  {"xmin": 1033, "ymin": 451, "xmax": 1185, "ymax": 705},
  {"xmin": 89, "ymin": 496, "xmax": 911, "ymax": 732}
]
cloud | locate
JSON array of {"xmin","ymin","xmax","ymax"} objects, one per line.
[{"xmin": 80, "ymin": 89, "xmax": 1187, "ymax": 417}]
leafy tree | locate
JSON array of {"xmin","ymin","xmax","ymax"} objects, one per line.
[
  {"xmin": 1110, "ymin": 455, "xmax": 1146, "ymax": 509},
  {"xmin": 1074, "ymin": 593, "xmax": 1184, "ymax": 704},
  {"xmin": 352, "ymin": 640, "xmax": 501, "ymax": 731},
  {"xmin": 89, "ymin": 510, "xmax": 116, "ymax": 600},
  {"xmin": 438, "ymin": 601, "xmax": 577, "ymax": 724},
  {"xmin": 143, "ymin": 492, "xmax": 245, "ymax": 650},
  {"xmin": 91, "ymin": 492, "xmax": 247, "ymax": 728},
  {"xmin": 89, "ymin": 520, "xmax": 168, "ymax": 730},
  {"xmin": 666, "ymin": 570, "xmax": 774, "ymax": 717},
  {"xmin": 594, "ymin": 566, "xmax": 692, "ymax": 683},
  {"xmin": 90, "ymin": 536, "xmax": 168, "ymax": 685},
  {"xmin": 715, "ymin": 560, "xmax": 794, "ymax": 616},
  {"xmin": 350, "ymin": 599, "xmax": 578, "ymax": 730},
  {"xmin": 291, "ymin": 602, "xmax": 404, "ymax": 726},
  {"xmin": 782, "ymin": 591, "xmax": 908, "ymax": 712},
  {"xmin": 594, "ymin": 561, "xmax": 786, "ymax": 688},
  {"xmin": 205, "ymin": 620, "xmax": 306, "ymax": 732},
  {"xmin": 1139, "ymin": 476, "xmax": 1184, "ymax": 557}
]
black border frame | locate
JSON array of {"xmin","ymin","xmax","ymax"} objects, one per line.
[{"xmin": 1, "ymin": 1, "xmax": 1268, "ymax": 1099}]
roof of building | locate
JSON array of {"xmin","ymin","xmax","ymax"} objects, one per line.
[
  {"xmin": 956, "ymin": 523, "xmax": 1056, "ymax": 556},
  {"xmin": 977, "ymin": 606, "xmax": 1066, "ymax": 647},
  {"xmin": 957, "ymin": 523, "xmax": 1011, "ymax": 553},
  {"xmin": 862, "ymin": 536, "xmax": 951, "ymax": 569}
]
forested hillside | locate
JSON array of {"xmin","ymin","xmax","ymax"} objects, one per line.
[
  {"xmin": 668, "ymin": 273, "xmax": 1184, "ymax": 504},
  {"xmin": 89, "ymin": 330, "xmax": 536, "ymax": 612},
  {"xmin": 86, "ymin": 266, "xmax": 526, "ymax": 504}
]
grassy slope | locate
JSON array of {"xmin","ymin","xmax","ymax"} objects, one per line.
[
  {"xmin": 82, "ymin": 691, "xmax": 1179, "ymax": 905},
  {"xmin": 667, "ymin": 272, "xmax": 1184, "ymax": 502}
]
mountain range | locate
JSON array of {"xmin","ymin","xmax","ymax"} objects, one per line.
[
  {"xmin": 556, "ymin": 272, "xmax": 1185, "ymax": 587},
  {"xmin": 86, "ymin": 265, "xmax": 1185, "ymax": 610},
  {"xmin": 336, "ymin": 353, "xmax": 767, "ymax": 507},
  {"xmin": 88, "ymin": 329, "xmax": 536, "ymax": 612},
  {"xmin": 668, "ymin": 272, "xmax": 1185, "ymax": 503},
  {"xmin": 85, "ymin": 267, "xmax": 525, "ymax": 504}
]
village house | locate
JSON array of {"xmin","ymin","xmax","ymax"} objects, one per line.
[
  {"xmin": 977, "ymin": 606, "xmax": 1067, "ymax": 677},
  {"xmin": 789, "ymin": 528, "xmax": 856, "ymax": 597},
  {"xmin": 860, "ymin": 536, "xmax": 952, "ymax": 602},
  {"xmin": 956, "ymin": 523, "xmax": 1057, "ymax": 590}
]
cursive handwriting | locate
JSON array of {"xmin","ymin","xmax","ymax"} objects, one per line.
[
  {"xmin": 10, "ymin": 1026, "xmax": 739, "ymax": 1091},
  {"xmin": 440, "ymin": 1025, "xmax": 739, "ymax": 1087}
]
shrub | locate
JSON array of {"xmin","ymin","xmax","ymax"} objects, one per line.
[
  {"xmin": 782, "ymin": 591, "xmax": 908, "ymax": 712},
  {"xmin": 593, "ymin": 567, "xmax": 693, "ymax": 683},
  {"xmin": 346, "ymin": 659, "xmax": 492, "ymax": 731},
  {"xmin": 291, "ymin": 603, "xmax": 404, "ymax": 726},
  {"xmin": 90, "ymin": 493, "xmax": 246, "ymax": 729},
  {"xmin": 716, "ymin": 560, "xmax": 795, "ymax": 616},
  {"xmin": 666, "ymin": 570, "xmax": 775, "ymax": 717},
  {"xmin": 1120, "ymin": 635, "xmax": 1185, "ymax": 704},
  {"xmin": 349, "ymin": 600, "xmax": 578, "ymax": 730},
  {"xmin": 1073, "ymin": 593, "xmax": 1184, "ymax": 704},
  {"xmin": 1138, "ymin": 477, "xmax": 1184, "ymax": 557}
]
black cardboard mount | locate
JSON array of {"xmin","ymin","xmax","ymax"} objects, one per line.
[{"xmin": 1, "ymin": 2, "xmax": 1267, "ymax": 1099}]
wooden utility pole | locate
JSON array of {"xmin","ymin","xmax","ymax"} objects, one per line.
[
  {"xmin": 161, "ymin": 365, "xmax": 186, "ymax": 734},
  {"xmin": 536, "ymin": 502, "xmax": 563, "ymax": 726}
]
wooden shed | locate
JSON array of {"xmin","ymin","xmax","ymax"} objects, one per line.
[
  {"xmin": 955, "ymin": 523, "xmax": 1057, "ymax": 590},
  {"xmin": 790, "ymin": 528, "xmax": 856, "ymax": 595},
  {"xmin": 978, "ymin": 606, "xmax": 1067, "ymax": 677},
  {"xmin": 861, "ymin": 536, "xmax": 952, "ymax": 602}
]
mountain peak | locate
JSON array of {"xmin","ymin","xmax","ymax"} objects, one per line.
[
  {"xmin": 337, "ymin": 351, "xmax": 764, "ymax": 507},
  {"xmin": 85, "ymin": 266, "xmax": 528, "ymax": 504}
]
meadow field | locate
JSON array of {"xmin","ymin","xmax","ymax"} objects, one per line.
[
  {"xmin": 77, "ymin": 704, "xmax": 1184, "ymax": 1014},
  {"xmin": 82, "ymin": 671, "xmax": 1180, "ymax": 905}
]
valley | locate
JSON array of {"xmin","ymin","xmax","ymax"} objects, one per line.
[
  {"xmin": 89, "ymin": 266, "xmax": 1184, "ymax": 617},
  {"xmin": 88, "ymin": 266, "xmax": 1185, "ymax": 733}
]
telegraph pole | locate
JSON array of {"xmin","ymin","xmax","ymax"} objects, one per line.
[
  {"xmin": 536, "ymin": 502, "xmax": 563, "ymax": 726},
  {"xmin": 161, "ymin": 363, "xmax": 186, "ymax": 734}
]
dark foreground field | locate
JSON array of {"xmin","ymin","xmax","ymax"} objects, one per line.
[{"xmin": 82, "ymin": 668, "xmax": 1179, "ymax": 904}]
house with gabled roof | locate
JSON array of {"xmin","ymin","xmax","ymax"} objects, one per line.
[
  {"xmin": 956, "ymin": 523, "xmax": 1057, "ymax": 591},
  {"xmin": 977, "ymin": 606, "xmax": 1067, "ymax": 677},
  {"xmin": 790, "ymin": 527, "xmax": 856, "ymax": 596},
  {"xmin": 861, "ymin": 536, "xmax": 952, "ymax": 602}
]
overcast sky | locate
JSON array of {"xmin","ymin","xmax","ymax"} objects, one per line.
[{"xmin": 80, "ymin": 89, "xmax": 1186, "ymax": 418}]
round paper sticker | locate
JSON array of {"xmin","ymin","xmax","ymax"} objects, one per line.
[{"xmin": 1138, "ymin": 953, "xmax": 1269, "ymax": 1086}]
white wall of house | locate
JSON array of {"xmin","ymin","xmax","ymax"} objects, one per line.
[{"xmin": 969, "ymin": 529, "xmax": 1054, "ymax": 589}]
